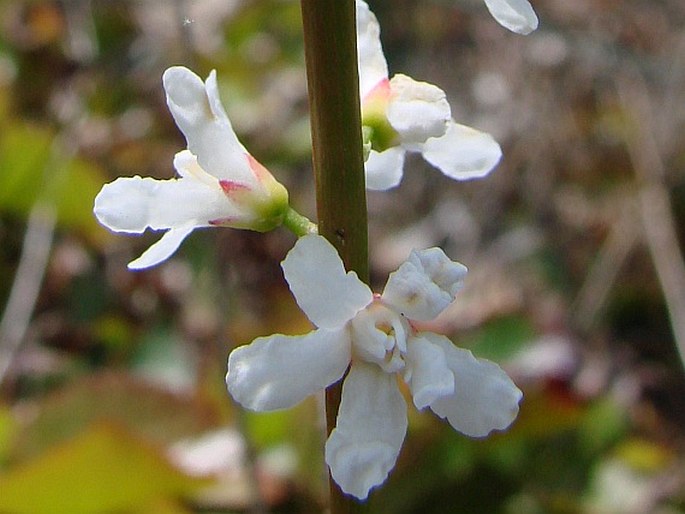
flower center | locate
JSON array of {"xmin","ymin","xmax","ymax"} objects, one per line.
[
  {"xmin": 350, "ymin": 299, "xmax": 410, "ymax": 374},
  {"xmin": 361, "ymin": 79, "xmax": 400, "ymax": 153}
]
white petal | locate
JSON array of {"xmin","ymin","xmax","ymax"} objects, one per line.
[
  {"xmin": 356, "ymin": 0, "xmax": 389, "ymax": 99},
  {"xmin": 128, "ymin": 225, "xmax": 195, "ymax": 270},
  {"xmin": 427, "ymin": 334, "xmax": 522, "ymax": 437},
  {"xmin": 483, "ymin": 0, "xmax": 539, "ymax": 35},
  {"xmin": 388, "ymin": 74, "xmax": 450, "ymax": 147},
  {"xmin": 163, "ymin": 67, "xmax": 254, "ymax": 185},
  {"xmin": 421, "ymin": 122, "xmax": 502, "ymax": 181},
  {"xmin": 282, "ymin": 235, "xmax": 373, "ymax": 330},
  {"xmin": 409, "ymin": 247, "xmax": 468, "ymax": 297},
  {"xmin": 325, "ymin": 362, "xmax": 407, "ymax": 500},
  {"xmin": 365, "ymin": 147, "xmax": 405, "ymax": 191},
  {"xmin": 226, "ymin": 328, "xmax": 351, "ymax": 411},
  {"xmin": 382, "ymin": 247, "xmax": 467, "ymax": 321},
  {"xmin": 94, "ymin": 175, "xmax": 241, "ymax": 233},
  {"xmin": 405, "ymin": 335, "xmax": 455, "ymax": 410}
]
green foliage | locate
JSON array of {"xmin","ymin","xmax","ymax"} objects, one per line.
[
  {"xmin": 578, "ymin": 398, "xmax": 628, "ymax": 456},
  {"xmin": 244, "ymin": 409, "xmax": 299, "ymax": 450},
  {"xmin": 0, "ymin": 121, "xmax": 107, "ymax": 239},
  {"xmin": 465, "ymin": 314, "xmax": 535, "ymax": 362}
]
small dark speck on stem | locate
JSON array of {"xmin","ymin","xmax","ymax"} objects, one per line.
[{"xmin": 336, "ymin": 228, "xmax": 346, "ymax": 245}]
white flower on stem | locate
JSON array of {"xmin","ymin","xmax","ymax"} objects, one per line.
[
  {"xmin": 93, "ymin": 67, "xmax": 289, "ymax": 269},
  {"xmin": 356, "ymin": 0, "xmax": 503, "ymax": 191},
  {"xmin": 226, "ymin": 234, "xmax": 522, "ymax": 500},
  {"xmin": 483, "ymin": 0, "xmax": 539, "ymax": 35}
]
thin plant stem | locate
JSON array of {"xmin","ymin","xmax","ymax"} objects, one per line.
[
  {"xmin": 0, "ymin": 203, "xmax": 56, "ymax": 387},
  {"xmin": 0, "ymin": 135, "xmax": 72, "ymax": 388},
  {"xmin": 300, "ymin": 0, "xmax": 369, "ymax": 511},
  {"xmin": 571, "ymin": 200, "xmax": 638, "ymax": 335},
  {"xmin": 283, "ymin": 207, "xmax": 318, "ymax": 237}
]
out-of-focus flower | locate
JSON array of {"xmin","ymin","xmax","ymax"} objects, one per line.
[
  {"xmin": 226, "ymin": 234, "xmax": 522, "ymax": 499},
  {"xmin": 483, "ymin": 0, "xmax": 538, "ymax": 35},
  {"xmin": 357, "ymin": 0, "xmax": 503, "ymax": 190},
  {"xmin": 94, "ymin": 67, "xmax": 289, "ymax": 269}
]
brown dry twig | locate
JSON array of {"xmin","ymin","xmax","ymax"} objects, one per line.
[{"xmin": 616, "ymin": 71, "xmax": 685, "ymax": 370}]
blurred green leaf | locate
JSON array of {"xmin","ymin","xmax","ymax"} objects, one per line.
[
  {"xmin": 52, "ymin": 157, "xmax": 107, "ymax": 239},
  {"xmin": 436, "ymin": 432, "xmax": 477, "ymax": 478},
  {"xmin": 0, "ymin": 121, "xmax": 107, "ymax": 240},
  {"xmin": 0, "ymin": 405, "xmax": 17, "ymax": 465},
  {"xmin": 482, "ymin": 435, "xmax": 529, "ymax": 476},
  {"xmin": 92, "ymin": 314, "xmax": 135, "ymax": 353},
  {"xmin": 616, "ymin": 438, "xmax": 673, "ymax": 472},
  {"xmin": 466, "ymin": 315, "xmax": 535, "ymax": 362},
  {"xmin": 579, "ymin": 398, "xmax": 628, "ymax": 456},
  {"xmin": 0, "ymin": 122, "xmax": 52, "ymax": 211},
  {"xmin": 0, "ymin": 422, "xmax": 209, "ymax": 514},
  {"xmin": 244, "ymin": 409, "xmax": 293, "ymax": 449},
  {"xmin": 509, "ymin": 387, "xmax": 583, "ymax": 439}
]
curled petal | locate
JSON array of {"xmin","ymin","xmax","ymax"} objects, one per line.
[
  {"xmin": 408, "ymin": 247, "xmax": 468, "ymax": 297},
  {"xmin": 356, "ymin": 0, "xmax": 389, "ymax": 99},
  {"xmin": 94, "ymin": 175, "xmax": 241, "ymax": 234},
  {"xmin": 483, "ymin": 0, "xmax": 539, "ymax": 35},
  {"xmin": 382, "ymin": 247, "xmax": 467, "ymax": 321},
  {"xmin": 163, "ymin": 67, "xmax": 254, "ymax": 185},
  {"xmin": 405, "ymin": 335, "xmax": 455, "ymax": 410},
  {"xmin": 388, "ymin": 74, "xmax": 450, "ymax": 146},
  {"xmin": 325, "ymin": 362, "xmax": 407, "ymax": 500},
  {"xmin": 421, "ymin": 122, "xmax": 502, "ymax": 181},
  {"xmin": 173, "ymin": 149, "xmax": 222, "ymax": 186},
  {"xmin": 128, "ymin": 225, "xmax": 195, "ymax": 270},
  {"xmin": 427, "ymin": 334, "xmax": 523, "ymax": 437},
  {"xmin": 351, "ymin": 302, "xmax": 409, "ymax": 374},
  {"xmin": 226, "ymin": 328, "xmax": 351, "ymax": 412},
  {"xmin": 365, "ymin": 147, "xmax": 406, "ymax": 191},
  {"xmin": 282, "ymin": 235, "xmax": 373, "ymax": 330}
]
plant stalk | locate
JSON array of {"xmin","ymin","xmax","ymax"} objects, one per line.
[{"xmin": 300, "ymin": 0, "xmax": 369, "ymax": 511}]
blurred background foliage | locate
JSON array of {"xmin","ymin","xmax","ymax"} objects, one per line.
[{"xmin": 0, "ymin": 0, "xmax": 684, "ymax": 512}]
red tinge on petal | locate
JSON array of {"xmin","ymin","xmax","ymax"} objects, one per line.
[
  {"xmin": 219, "ymin": 180, "xmax": 250, "ymax": 195},
  {"xmin": 246, "ymin": 153, "xmax": 272, "ymax": 182},
  {"xmin": 363, "ymin": 78, "xmax": 391, "ymax": 103},
  {"xmin": 209, "ymin": 217, "xmax": 237, "ymax": 226}
]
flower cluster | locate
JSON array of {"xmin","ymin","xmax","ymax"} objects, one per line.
[
  {"xmin": 94, "ymin": 0, "xmax": 539, "ymax": 269},
  {"xmin": 227, "ymin": 235, "xmax": 522, "ymax": 499},
  {"xmin": 93, "ymin": 0, "xmax": 537, "ymax": 502}
]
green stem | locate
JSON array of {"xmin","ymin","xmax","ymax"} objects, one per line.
[
  {"xmin": 300, "ymin": 0, "xmax": 369, "ymax": 512},
  {"xmin": 283, "ymin": 207, "xmax": 318, "ymax": 237}
]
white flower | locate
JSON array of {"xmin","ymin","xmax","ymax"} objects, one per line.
[
  {"xmin": 356, "ymin": 0, "xmax": 503, "ymax": 191},
  {"xmin": 226, "ymin": 234, "xmax": 522, "ymax": 500},
  {"xmin": 483, "ymin": 0, "xmax": 539, "ymax": 35},
  {"xmin": 93, "ymin": 67, "xmax": 289, "ymax": 269}
]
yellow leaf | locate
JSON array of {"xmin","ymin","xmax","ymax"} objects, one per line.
[{"xmin": 0, "ymin": 422, "xmax": 210, "ymax": 514}]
